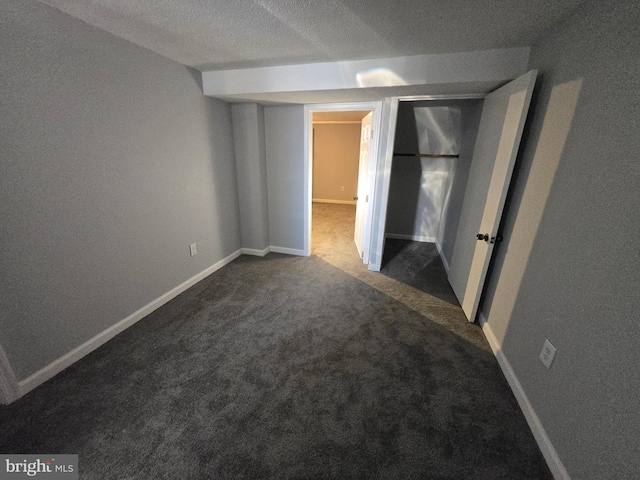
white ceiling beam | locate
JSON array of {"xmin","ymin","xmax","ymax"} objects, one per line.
[{"xmin": 202, "ymin": 48, "xmax": 530, "ymax": 99}]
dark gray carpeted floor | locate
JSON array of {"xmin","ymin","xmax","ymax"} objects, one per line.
[
  {"xmin": 0, "ymin": 205, "xmax": 552, "ymax": 479},
  {"xmin": 381, "ymin": 239, "xmax": 460, "ymax": 306}
]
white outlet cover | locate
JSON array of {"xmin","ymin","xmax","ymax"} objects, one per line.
[
  {"xmin": 539, "ymin": 339, "xmax": 557, "ymax": 369},
  {"xmin": 189, "ymin": 243, "xmax": 197, "ymax": 257}
]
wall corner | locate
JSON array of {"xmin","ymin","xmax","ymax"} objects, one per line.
[{"xmin": 0, "ymin": 343, "xmax": 21, "ymax": 405}]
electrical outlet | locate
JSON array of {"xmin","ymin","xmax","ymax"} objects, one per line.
[
  {"xmin": 539, "ymin": 339, "xmax": 557, "ymax": 369},
  {"xmin": 189, "ymin": 243, "xmax": 197, "ymax": 257}
]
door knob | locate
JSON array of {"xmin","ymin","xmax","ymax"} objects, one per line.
[
  {"xmin": 476, "ymin": 233, "xmax": 489, "ymax": 242},
  {"xmin": 353, "ymin": 196, "xmax": 358, "ymax": 201}
]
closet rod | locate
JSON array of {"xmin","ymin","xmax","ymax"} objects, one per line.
[{"xmin": 394, "ymin": 153, "xmax": 459, "ymax": 158}]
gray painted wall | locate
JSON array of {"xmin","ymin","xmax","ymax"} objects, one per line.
[
  {"xmin": 232, "ymin": 103, "xmax": 270, "ymax": 251},
  {"xmin": 386, "ymin": 103, "xmax": 440, "ymax": 239},
  {"xmin": 264, "ymin": 106, "xmax": 306, "ymax": 251},
  {"xmin": 0, "ymin": 0, "xmax": 241, "ymax": 381},
  {"xmin": 385, "ymin": 156, "xmax": 450, "ymax": 240},
  {"xmin": 479, "ymin": 1, "xmax": 640, "ymax": 477}
]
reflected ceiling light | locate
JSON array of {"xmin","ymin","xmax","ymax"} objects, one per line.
[{"xmin": 356, "ymin": 68, "xmax": 407, "ymax": 88}]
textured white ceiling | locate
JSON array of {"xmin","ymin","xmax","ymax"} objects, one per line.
[{"xmin": 36, "ymin": 0, "xmax": 585, "ymax": 71}]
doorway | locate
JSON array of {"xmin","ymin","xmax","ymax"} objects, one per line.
[
  {"xmin": 304, "ymin": 102, "xmax": 382, "ymax": 263},
  {"xmin": 370, "ymin": 71, "xmax": 537, "ymax": 321},
  {"xmin": 311, "ymin": 110, "xmax": 369, "ymax": 263},
  {"xmin": 380, "ymin": 98, "xmax": 484, "ymax": 304}
]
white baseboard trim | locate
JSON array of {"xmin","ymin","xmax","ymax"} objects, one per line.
[
  {"xmin": 0, "ymin": 343, "xmax": 20, "ymax": 405},
  {"xmin": 478, "ymin": 312, "xmax": 570, "ymax": 480},
  {"xmin": 16, "ymin": 249, "xmax": 243, "ymax": 401},
  {"xmin": 435, "ymin": 239, "xmax": 450, "ymax": 274},
  {"xmin": 312, "ymin": 198, "xmax": 356, "ymax": 205},
  {"xmin": 385, "ymin": 233, "xmax": 436, "ymax": 243},
  {"xmin": 269, "ymin": 246, "xmax": 307, "ymax": 256},
  {"xmin": 241, "ymin": 247, "xmax": 270, "ymax": 257}
]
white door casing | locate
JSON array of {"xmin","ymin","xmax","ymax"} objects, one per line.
[
  {"xmin": 448, "ymin": 70, "xmax": 537, "ymax": 322},
  {"xmin": 354, "ymin": 112, "xmax": 373, "ymax": 259},
  {"xmin": 304, "ymin": 102, "xmax": 382, "ymax": 261}
]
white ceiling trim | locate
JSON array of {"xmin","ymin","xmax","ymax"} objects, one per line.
[{"xmin": 202, "ymin": 48, "xmax": 530, "ymax": 102}]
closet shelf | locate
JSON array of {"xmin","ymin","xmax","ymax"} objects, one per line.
[{"xmin": 394, "ymin": 153, "xmax": 459, "ymax": 158}]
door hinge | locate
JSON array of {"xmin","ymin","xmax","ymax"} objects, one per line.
[
  {"xmin": 365, "ymin": 195, "xmax": 369, "ymax": 202},
  {"xmin": 361, "ymin": 251, "xmax": 364, "ymax": 259},
  {"xmin": 370, "ymin": 129, "xmax": 374, "ymax": 139}
]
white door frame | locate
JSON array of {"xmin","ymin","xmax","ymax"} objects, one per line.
[{"xmin": 304, "ymin": 102, "xmax": 383, "ymax": 263}]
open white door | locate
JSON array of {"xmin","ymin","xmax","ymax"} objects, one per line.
[
  {"xmin": 448, "ymin": 70, "xmax": 537, "ymax": 322},
  {"xmin": 354, "ymin": 112, "xmax": 373, "ymax": 260}
]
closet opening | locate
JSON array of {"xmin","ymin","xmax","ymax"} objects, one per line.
[{"xmin": 381, "ymin": 99, "xmax": 484, "ymax": 304}]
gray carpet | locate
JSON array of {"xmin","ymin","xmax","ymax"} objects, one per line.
[
  {"xmin": 0, "ymin": 205, "xmax": 552, "ymax": 479},
  {"xmin": 381, "ymin": 239, "xmax": 460, "ymax": 306}
]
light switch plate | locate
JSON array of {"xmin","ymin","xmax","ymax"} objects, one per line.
[{"xmin": 189, "ymin": 243, "xmax": 197, "ymax": 257}]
